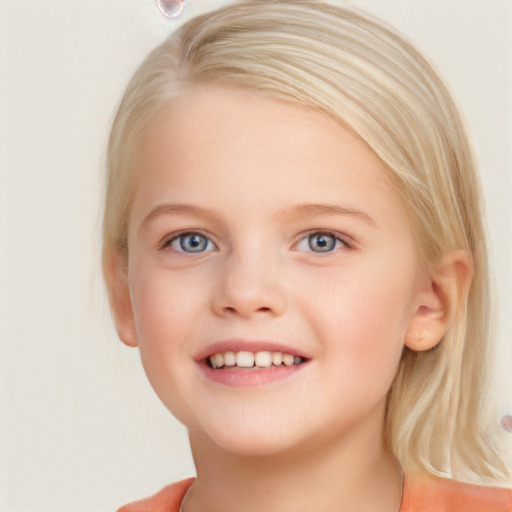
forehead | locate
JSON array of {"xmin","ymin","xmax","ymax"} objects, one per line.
[{"xmin": 130, "ymin": 85, "xmax": 408, "ymax": 233}]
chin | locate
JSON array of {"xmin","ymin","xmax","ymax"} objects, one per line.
[
  {"xmin": 193, "ymin": 414, "xmax": 309, "ymax": 458},
  {"xmin": 212, "ymin": 431, "xmax": 299, "ymax": 458}
]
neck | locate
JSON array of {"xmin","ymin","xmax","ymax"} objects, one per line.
[{"xmin": 183, "ymin": 406, "xmax": 403, "ymax": 512}]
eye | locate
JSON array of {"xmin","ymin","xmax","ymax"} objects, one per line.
[
  {"xmin": 164, "ymin": 232, "xmax": 216, "ymax": 253},
  {"xmin": 296, "ymin": 231, "xmax": 347, "ymax": 253}
]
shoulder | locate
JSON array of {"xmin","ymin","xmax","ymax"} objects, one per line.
[
  {"xmin": 401, "ymin": 473, "xmax": 512, "ymax": 512},
  {"xmin": 116, "ymin": 477, "xmax": 195, "ymax": 512}
]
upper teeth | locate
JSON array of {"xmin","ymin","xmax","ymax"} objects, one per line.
[{"xmin": 209, "ymin": 351, "xmax": 303, "ymax": 369}]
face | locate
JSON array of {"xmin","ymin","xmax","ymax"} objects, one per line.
[{"xmin": 121, "ymin": 85, "xmax": 428, "ymax": 457}]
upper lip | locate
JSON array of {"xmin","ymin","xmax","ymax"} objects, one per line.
[{"xmin": 195, "ymin": 340, "xmax": 311, "ymax": 361}]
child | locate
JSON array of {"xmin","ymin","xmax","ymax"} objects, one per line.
[{"xmin": 102, "ymin": 1, "xmax": 512, "ymax": 510}]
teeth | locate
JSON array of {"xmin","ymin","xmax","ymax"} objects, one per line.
[
  {"xmin": 223, "ymin": 351, "xmax": 236, "ymax": 367},
  {"xmin": 282, "ymin": 354, "xmax": 294, "ymax": 367},
  {"xmin": 255, "ymin": 351, "xmax": 272, "ymax": 368},
  {"xmin": 208, "ymin": 350, "xmax": 304, "ymax": 369},
  {"xmin": 236, "ymin": 351, "xmax": 255, "ymax": 368},
  {"xmin": 272, "ymin": 352, "xmax": 283, "ymax": 366},
  {"xmin": 210, "ymin": 353, "xmax": 224, "ymax": 369}
]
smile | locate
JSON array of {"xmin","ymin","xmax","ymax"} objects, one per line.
[{"xmin": 207, "ymin": 350, "xmax": 305, "ymax": 369}]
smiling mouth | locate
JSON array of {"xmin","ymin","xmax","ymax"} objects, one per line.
[{"xmin": 206, "ymin": 350, "xmax": 306, "ymax": 369}]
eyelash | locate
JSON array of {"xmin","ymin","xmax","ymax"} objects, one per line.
[
  {"xmin": 295, "ymin": 230, "xmax": 350, "ymax": 254},
  {"xmin": 159, "ymin": 231, "xmax": 217, "ymax": 253},
  {"xmin": 158, "ymin": 230, "xmax": 351, "ymax": 254}
]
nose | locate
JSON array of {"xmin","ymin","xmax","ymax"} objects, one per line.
[{"xmin": 210, "ymin": 250, "xmax": 287, "ymax": 319}]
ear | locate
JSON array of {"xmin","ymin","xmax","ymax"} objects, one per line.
[
  {"xmin": 103, "ymin": 250, "xmax": 138, "ymax": 347},
  {"xmin": 405, "ymin": 250, "xmax": 474, "ymax": 351}
]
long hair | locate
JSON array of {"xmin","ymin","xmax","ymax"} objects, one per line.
[{"xmin": 103, "ymin": 0, "xmax": 510, "ymax": 483}]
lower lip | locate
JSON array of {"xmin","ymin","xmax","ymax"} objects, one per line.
[{"xmin": 198, "ymin": 361, "xmax": 308, "ymax": 387}]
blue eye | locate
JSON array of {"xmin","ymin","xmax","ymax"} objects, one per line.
[
  {"xmin": 296, "ymin": 232, "xmax": 345, "ymax": 253},
  {"xmin": 168, "ymin": 232, "xmax": 215, "ymax": 253}
]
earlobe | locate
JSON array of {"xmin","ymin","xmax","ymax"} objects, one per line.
[
  {"xmin": 405, "ymin": 250, "xmax": 474, "ymax": 352},
  {"xmin": 104, "ymin": 250, "xmax": 138, "ymax": 347}
]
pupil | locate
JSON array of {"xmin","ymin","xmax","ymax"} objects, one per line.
[
  {"xmin": 189, "ymin": 236, "xmax": 200, "ymax": 247},
  {"xmin": 182, "ymin": 234, "xmax": 206, "ymax": 252},
  {"xmin": 310, "ymin": 234, "xmax": 334, "ymax": 252}
]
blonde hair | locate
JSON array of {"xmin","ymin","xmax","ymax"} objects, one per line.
[{"xmin": 103, "ymin": 0, "xmax": 510, "ymax": 483}]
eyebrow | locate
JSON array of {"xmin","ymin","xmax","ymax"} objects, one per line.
[
  {"xmin": 140, "ymin": 202, "xmax": 376, "ymax": 228},
  {"xmin": 141, "ymin": 203, "xmax": 214, "ymax": 228},
  {"xmin": 275, "ymin": 203, "xmax": 376, "ymax": 225}
]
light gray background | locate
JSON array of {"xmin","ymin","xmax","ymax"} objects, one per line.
[{"xmin": 1, "ymin": 1, "xmax": 510, "ymax": 510}]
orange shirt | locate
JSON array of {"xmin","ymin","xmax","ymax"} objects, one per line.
[
  {"xmin": 117, "ymin": 478, "xmax": 193, "ymax": 512},
  {"xmin": 117, "ymin": 474, "xmax": 512, "ymax": 512},
  {"xmin": 401, "ymin": 473, "xmax": 511, "ymax": 512}
]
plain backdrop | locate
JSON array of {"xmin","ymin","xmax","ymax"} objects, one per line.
[{"xmin": 1, "ymin": 0, "xmax": 511, "ymax": 510}]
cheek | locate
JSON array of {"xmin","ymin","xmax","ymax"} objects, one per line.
[
  {"xmin": 127, "ymin": 265, "xmax": 206, "ymax": 422},
  {"xmin": 336, "ymin": 295, "xmax": 404, "ymax": 369},
  {"xmin": 128, "ymin": 265, "xmax": 203, "ymax": 379},
  {"xmin": 130, "ymin": 263, "xmax": 200, "ymax": 339},
  {"xmin": 303, "ymin": 261, "xmax": 416, "ymax": 380}
]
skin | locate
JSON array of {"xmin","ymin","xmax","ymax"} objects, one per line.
[{"xmin": 110, "ymin": 85, "xmax": 466, "ymax": 511}]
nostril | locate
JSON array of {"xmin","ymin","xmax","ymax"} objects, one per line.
[{"xmin": 223, "ymin": 306, "xmax": 272, "ymax": 315}]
